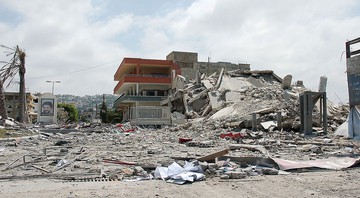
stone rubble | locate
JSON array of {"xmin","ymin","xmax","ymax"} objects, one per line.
[
  {"xmin": 0, "ymin": 117, "xmax": 358, "ymax": 183},
  {"xmin": 0, "ymin": 69, "xmax": 358, "ymax": 184}
]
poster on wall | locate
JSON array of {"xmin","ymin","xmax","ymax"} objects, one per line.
[{"xmin": 41, "ymin": 98, "xmax": 54, "ymax": 116}]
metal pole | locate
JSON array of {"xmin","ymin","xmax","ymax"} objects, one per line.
[
  {"xmin": 323, "ymin": 93, "xmax": 327, "ymax": 135},
  {"xmin": 46, "ymin": 81, "xmax": 61, "ymax": 95},
  {"xmin": 252, "ymin": 113, "xmax": 257, "ymax": 131},
  {"xmin": 319, "ymin": 99, "xmax": 323, "ymax": 125},
  {"xmin": 303, "ymin": 92, "xmax": 309, "ymax": 135},
  {"xmin": 52, "ymin": 81, "xmax": 54, "ymax": 94},
  {"xmin": 306, "ymin": 92, "xmax": 313, "ymax": 135},
  {"xmin": 277, "ymin": 111, "xmax": 282, "ymax": 130}
]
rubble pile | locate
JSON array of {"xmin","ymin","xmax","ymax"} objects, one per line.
[
  {"xmin": 0, "ymin": 119, "xmax": 359, "ymax": 184},
  {"xmin": 170, "ymin": 69, "xmax": 347, "ymax": 133},
  {"xmin": 0, "ymin": 69, "xmax": 357, "ymax": 184}
]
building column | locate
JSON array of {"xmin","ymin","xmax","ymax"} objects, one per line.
[
  {"xmin": 136, "ymin": 64, "xmax": 140, "ymax": 74},
  {"xmin": 136, "ymin": 83, "xmax": 139, "ymax": 96}
]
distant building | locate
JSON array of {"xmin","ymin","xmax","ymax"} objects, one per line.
[{"xmin": 4, "ymin": 92, "xmax": 37, "ymax": 123}]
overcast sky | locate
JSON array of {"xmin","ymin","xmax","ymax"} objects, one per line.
[{"xmin": 0, "ymin": 0, "xmax": 359, "ymax": 104}]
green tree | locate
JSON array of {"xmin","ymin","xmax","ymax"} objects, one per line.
[
  {"xmin": 99, "ymin": 103, "xmax": 122, "ymax": 124},
  {"xmin": 58, "ymin": 103, "xmax": 79, "ymax": 123},
  {"xmin": 100, "ymin": 102, "xmax": 108, "ymax": 123},
  {"xmin": 106, "ymin": 109, "xmax": 122, "ymax": 124}
]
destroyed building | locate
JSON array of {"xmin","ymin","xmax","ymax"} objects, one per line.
[
  {"xmin": 1, "ymin": 49, "xmax": 359, "ymax": 196},
  {"xmin": 112, "ymin": 51, "xmax": 345, "ymax": 134},
  {"xmin": 4, "ymin": 92, "xmax": 37, "ymax": 123},
  {"xmin": 113, "ymin": 51, "xmax": 252, "ymax": 126}
]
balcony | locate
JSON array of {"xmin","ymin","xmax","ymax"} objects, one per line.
[
  {"xmin": 114, "ymin": 94, "xmax": 168, "ymax": 107},
  {"xmin": 114, "ymin": 74, "xmax": 171, "ymax": 94}
]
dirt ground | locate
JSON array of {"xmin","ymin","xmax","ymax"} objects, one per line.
[
  {"xmin": 1, "ymin": 121, "xmax": 360, "ymax": 198},
  {"xmin": 1, "ymin": 168, "xmax": 360, "ymax": 198}
]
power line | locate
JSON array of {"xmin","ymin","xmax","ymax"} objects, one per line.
[{"xmin": 27, "ymin": 58, "xmax": 121, "ymax": 79}]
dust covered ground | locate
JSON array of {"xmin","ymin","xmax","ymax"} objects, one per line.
[
  {"xmin": 1, "ymin": 169, "xmax": 360, "ymax": 198},
  {"xmin": 0, "ymin": 122, "xmax": 360, "ymax": 198}
]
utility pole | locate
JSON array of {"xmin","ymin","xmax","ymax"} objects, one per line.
[{"xmin": 46, "ymin": 81, "xmax": 61, "ymax": 94}]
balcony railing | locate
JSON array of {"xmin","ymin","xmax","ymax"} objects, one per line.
[
  {"xmin": 114, "ymin": 74, "xmax": 171, "ymax": 94},
  {"xmin": 123, "ymin": 74, "xmax": 170, "ymax": 78},
  {"xmin": 130, "ymin": 106, "xmax": 171, "ymax": 126}
]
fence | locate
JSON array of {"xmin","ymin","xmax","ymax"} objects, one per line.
[{"xmin": 130, "ymin": 106, "xmax": 171, "ymax": 126}]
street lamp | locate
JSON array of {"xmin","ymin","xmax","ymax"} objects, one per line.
[{"xmin": 46, "ymin": 80, "xmax": 61, "ymax": 94}]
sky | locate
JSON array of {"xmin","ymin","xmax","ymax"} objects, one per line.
[{"xmin": 0, "ymin": 0, "xmax": 359, "ymax": 104}]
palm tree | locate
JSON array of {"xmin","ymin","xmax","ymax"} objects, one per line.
[
  {"xmin": 0, "ymin": 45, "xmax": 27, "ymax": 123},
  {"xmin": 0, "ymin": 79, "xmax": 7, "ymax": 121}
]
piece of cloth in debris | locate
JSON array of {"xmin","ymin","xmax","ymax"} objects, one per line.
[{"xmin": 335, "ymin": 106, "xmax": 360, "ymax": 140}]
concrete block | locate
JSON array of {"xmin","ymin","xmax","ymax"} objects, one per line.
[
  {"xmin": 229, "ymin": 171, "xmax": 247, "ymax": 179},
  {"xmin": 318, "ymin": 76, "xmax": 327, "ymax": 92},
  {"xmin": 134, "ymin": 166, "xmax": 144, "ymax": 174},
  {"xmin": 261, "ymin": 168, "xmax": 279, "ymax": 175},
  {"xmin": 282, "ymin": 75, "xmax": 292, "ymax": 89},
  {"xmin": 220, "ymin": 174, "xmax": 230, "ymax": 179},
  {"xmin": 208, "ymin": 91, "xmax": 224, "ymax": 110},
  {"xmin": 296, "ymin": 80, "xmax": 304, "ymax": 87}
]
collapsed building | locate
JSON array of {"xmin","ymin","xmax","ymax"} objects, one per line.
[
  {"xmin": 114, "ymin": 51, "xmax": 345, "ymax": 134},
  {"xmin": 0, "ymin": 49, "xmax": 358, "ymax": 190},
  {"xmin": 112, "ymin": 51, "xmax": 250, "ymax": 126}
]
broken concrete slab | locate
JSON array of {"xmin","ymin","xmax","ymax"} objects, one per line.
[
  {"xmin": 260, "ymin": 121, "xmax": 277, "ymax": 130},
  {"xmin": 188, "ymin": 89, "xmax": 209, "ymax": 105},
  {"xmin": 229, "ymin": 144, "xmax": 268, "ymax": 155},
  {"xmin": 208, "ymin": 91, "xmax": 224, "ymax": 111},
  {"xmin": 202, "ymin": 79, "xmax": 213, "ymax": 89},
  {"xmin": 214, "ymin": 68, "xmax": 224, "ymax": 90}
]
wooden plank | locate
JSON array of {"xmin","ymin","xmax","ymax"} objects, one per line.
[
  {"xmin": 31, "ymin": 165, "xmax": 52, "ymax": 173},
  {"xmin": 197, "ymin": 149, "xmax": 229, "ymax": 162},
  {"xmin": 3, "ymin": 156, "xmax": 22, "ymax": 170},
  {"xmin": 102, "ymin": 159, "xmax": 137, "ymax": 166}
]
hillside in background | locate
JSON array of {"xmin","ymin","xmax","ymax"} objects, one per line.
[{"xmin": 55, "ymin": 94, "xmax": 118, "ymax": 116}]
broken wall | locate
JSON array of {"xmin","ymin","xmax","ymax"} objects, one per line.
[
  {"xmin": 166, "ymin": 51, "xmax": 198, "ymax": 65},
  {"xmin": 196, "ymin": 62, "xmax": 250, "ymax": 77},
  {"xmin": 166, "ymin": 51, "xmax": 198, "ymax": 80}
]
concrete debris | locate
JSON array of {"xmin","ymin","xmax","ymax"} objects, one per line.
[
  {"xmin": 168, "ymin": 69, "xmax": 349, "ymax": 136},
  {"xmin": 0, "ymin": 117, "xmax": 358, "ymax": 184},
  {"xmin": 282, "ymin": 75, "xmax": 292, "ymax": 89},
  {"xmin": 0, "ymin": 69, "xmax": 358, "ymax": 186}
]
